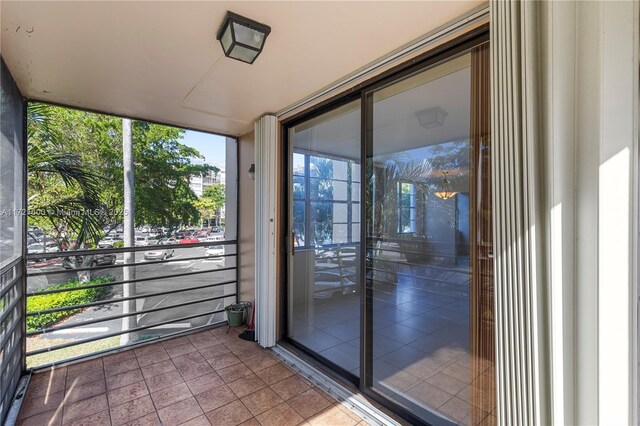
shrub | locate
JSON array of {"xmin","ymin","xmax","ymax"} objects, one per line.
[
  {"xmin": 27, "ymin": 276, "xmax": 113, "ymax": 332},
  {"xmin": 113, "ymin": 241, "xmax": 124, "ymax": 248}
]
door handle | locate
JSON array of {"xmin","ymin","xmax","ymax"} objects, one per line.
[{"xmin": 291, "ymin": 232, "xmax": 295, "ymax": 256}]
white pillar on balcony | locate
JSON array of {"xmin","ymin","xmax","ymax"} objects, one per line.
[{"xmin": 254, "ymin": 114, "xmax": 278, "ymax": 347}]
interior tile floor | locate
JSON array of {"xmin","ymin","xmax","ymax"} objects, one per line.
[
  {"xmin": 17, "ymin": 327, "xmax": 368, "ymax": 426},
  {"xmin": 290, "ymin": 259, "xmax": 496, "ymax": 426}
]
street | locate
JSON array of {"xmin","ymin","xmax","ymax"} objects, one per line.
[{"xmin": 26, "ymin": 245, "xmax": 238, "ymax": 343}]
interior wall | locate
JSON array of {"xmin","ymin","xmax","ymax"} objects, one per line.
[{"xmin": 238, "ymin": 131, "xmax": 255, "ymax": 308}]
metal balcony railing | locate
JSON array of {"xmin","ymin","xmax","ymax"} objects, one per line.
[{"xmin": 24, "ymin": 240, "xmax": 238, "ymax": 369}]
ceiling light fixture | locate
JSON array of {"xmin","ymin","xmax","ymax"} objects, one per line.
[
  {"xmin": 217, "ymin": 11, "xmax": 271, "ymax": 64},
  {"xmin": 416, "ymin": 106, "xmax": 448, "ymax": 129},
  {"xmin": 434, "ymin": 171, "xmax": 457, "ymax": 200}
]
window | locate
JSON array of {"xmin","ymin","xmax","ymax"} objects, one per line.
[
  {"xmin": 292, "ymin": 153, "xmax": 360, "ymax": 247},
  {"xmin": 397, "ymin": 181, "xmax": 417, "ymax": 234}
]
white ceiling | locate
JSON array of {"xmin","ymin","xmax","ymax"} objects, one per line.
[
  {"xmin": 291, "ymin": 56, "xmax": 471, "ymax": 159},
  {"xmin": 0, "ymin": 1, "xmax": 482, "ymax": 136}
]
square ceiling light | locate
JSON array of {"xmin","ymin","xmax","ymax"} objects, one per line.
[
  {"xmin": 216, "ymin": 11, "xmax": 271, "ymax": 64},
  {"xmin": 415, "ymin": 106, "xmax": 448, "ymax": 129}
]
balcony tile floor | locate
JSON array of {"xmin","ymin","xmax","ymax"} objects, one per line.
[{"xmin": 17, "ymin": 327, "xmax": 368, "ymax": 426}]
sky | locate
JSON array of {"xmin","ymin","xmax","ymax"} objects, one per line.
[{"xmin": 181, "ymin": 130, "xmax": 227, "ymax": 170}]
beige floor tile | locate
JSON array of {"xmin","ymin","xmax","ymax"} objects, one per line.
[
  {"xmin": 255, "ymin": 403, "xmax": 304, "ymax": 426},
  {"xmin": 287, "ymin": 389, "xmax": 332, "ymax": 419},
  {"xmin": 194, "ymin": 383, "xmax": 237, "ymax": 412},
  {"xmin": 181, "ymin": 414, "xmax": 212, "ymax": 425},
  {"xmin": 64, "ymin": 379, "xmax": 106, "ymax": 404},
  {"xmin": 307, "ymin": 404, "xmax": 357, "ymax": 426},
  {"xmin": 16, "ymin": 408, "xmax": 63, "ymax": 426},
  {"xmin": 207, "ymin": 352, "xmax": 241, "ymax": 371},
  {"xmin": 66, "ymin": 359, "xmax": 103, "ymax": 375},
  {"xmin": 269, "ymin": 375, "xmax": 311, "ymax": 401},
  {"xmin": 157, "ymin": 397, "xmax": 203, "ymax": 426},
  {"xmin": 107, "ymin": 381, "xmax": 149, "ymax": 407},
  {"xmin": 185, "ymin": 372, "xmax": 224, "ymax": 396},
  {"xmin": 67, "ymin": 409, "xmax": 110, "ymax": 426},
  {"xmin": 241, "ymin": 388, "xmax": 284, "ymax": 416},
  {"xmin": 198, "ymin": 344, "xmax": 230, "ymax": 360},
  {"xmin": 141, "ymin": 359, "xmax": 176, "ymax": 379},
  {"xmin": 19, "ymin": 390, "xmax": 65, "ymax": 419},
  {"xmin": 245, "ymin": 353, "xmax": 279, "ymax": 374},
  {"xmin": 217, "ymin": 363, "xmax": 253, "ymax": 383},
  {"xmin": 66, "ymin": 367, "xmax": 105, "ymax": 388},
  {"xmin": 254, "ymin": 364, "xmax": 294, "ymax": 386},
  {"xmin": 106, "ymin": 369, "xmax": 144, "ymax": 391},
  {"xmin": 176, "ymin": 360, "xmax": 215, "ymax": 381},
  {"xmin": 136, "ymin": 349, "xmax": 170, "ymax": 368},
  {"xmin": 166, "ymin": 343, "xmax": 198, "ymax": 358},
  {"xmin": 227, "ymin": 375, "xmax": 267, "ymax": 399},
  {"xmin": 105, "ymin": 358, "xmax": 140, "ymax": 378},
  {"xmin": 109, "ymin": 395, "xmax": 156, "ymax": 426},
  {"xmin": 62, "ymin": 394, "xmax": 108, "ymax": 424},
  {"xmin": 145, "ymin": 370, "xmax": 184, "ymax": 393},
  {"xmin": 150, "ymin": 382, "xmax": 192, "ymax": 410},
  {"xmin": 122, "ymin": 412, "xmax": 161, "ymax": 426},
  {"xmin": 205, "ymin": 400, "xmax": 253, "ymax": 426}
]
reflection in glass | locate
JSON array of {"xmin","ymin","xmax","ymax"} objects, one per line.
[
  {"xmin": 288, "ymin": 100, "xmax": 361, "ymax": 374},
  {"xmin": 367, "ymin": 46, "xmax": 494, "ymax": 425}
]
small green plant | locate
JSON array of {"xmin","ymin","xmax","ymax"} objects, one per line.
[
  {"xmin": 27, "ymin": 276, "xmax": 113, "ymax": 332},
  {"xmin": 113, "ymin": 241, "xmax": 124, "ymax": 248}
]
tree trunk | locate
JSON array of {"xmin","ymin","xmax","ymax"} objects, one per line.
[{"xmin": 121, "ymin": 118, "xmax": 136, "ymax": 345}]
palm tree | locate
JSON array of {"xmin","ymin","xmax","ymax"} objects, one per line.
[{"xmin": 27, "ymin": 103, "xmax": 104, "ymax": 251}]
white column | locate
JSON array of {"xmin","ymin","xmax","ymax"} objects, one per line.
[
  {"xmin": 493, "ymin": 1, "xmax": 639, "ymax": 424},
  {"xmin": 254, "ymin": 115, "xmax": 278, "ymax": 347}
]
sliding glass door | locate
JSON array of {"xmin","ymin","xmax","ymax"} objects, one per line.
[
  {"xmin": 365, "ymin": 44, "xmax": 493, "ymax": 425},
  {"xmin": 287, "ymin": 100, "xmax": 361, "ymax": 378},
  {"xmin": 285, "ymin": 40, "xmax": 493, "ymax": 425}
]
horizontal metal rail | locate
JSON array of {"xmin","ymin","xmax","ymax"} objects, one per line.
[
  {"xmin": 367, "ymin": 255, "xmax": 470, "ymax": 275},
  {"xmin": 29, "ymin": 321, "xmax": 227, "ymax": 371},
  {"xmin": 0, "ymin": 296, "xmax": 23, "ymax": 326},
  {"xmin": 366, "ymin": 244, "xmax": 458, "ymax": 260},
  {"xmin": 27, "ymin": 292, "xmax": 233, "ymax": 336},
  {"xmin": 25, "ymin": 239, "xmax": 237, "ymax": 261},
  {"xmin": 27, "ymin": 279, "xmax": 236, "ymax": 316},
  {"xmin": 0, "ymin": 267, "xmax": 22, "ymax": 301},
  {"xmin": 367, "ymin": 265, "xmax": 468, "ymax": 287},
  {"xmin": 27, "ymin": 306, "xmax": 230, "ymax": 356},
  {"xmin": 0, "ymin": 257, "xmax": 22, "ymax": 278},
  {"xmin": 366, "ymin": 274, "xmax": 463, "ymax": 302},
  {"xmin": 0, "ymin": 317, "xmax": 22, "ymax": 357},
  {"xmin": 27, "ymin": 265, "xmax": 237, "ymax": 296},
  {"xmin": 27, "ymin": 252, "xmax": 237, "ymax": 277}
]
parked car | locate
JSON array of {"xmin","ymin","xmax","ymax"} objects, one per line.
[
  {"xmin": 205, "ymin": 245, "xmax": 225, "ymax": 257},
  {"xmin": 161, "ymin": 238, "xmax": 177, "ymax": 245},
  {"xmin": 178, "ymin": 236, "xmax": 199, "ymax": 244},
  {"xmin": 62, "ymin": 253, "xmax": 117, "ymax": 269},
  {"xmin": 144, "ymin": 247, "xmax": 174, "ymax": 260},
  {"xmin": 135, "ymin": 236, "xmax": 151, "ymax": 247},
  {"xmin": 98, "ymin": 236, "xmax": 123, "ymax": 248},
  {"xmin": 27, "ymin": 242, "xmax": 59, "ymax": 254}
]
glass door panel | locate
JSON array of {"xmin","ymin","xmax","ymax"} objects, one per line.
[
  {"xmin": 366, "ymin": 45, "xmax": 494, "ymax": 425},
  {"xmin": 288, "ymin": 100, "xmax": 362, "ymax": 377}
]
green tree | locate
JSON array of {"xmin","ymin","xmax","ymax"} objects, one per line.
[
  {"xmin": 27, "ymin": 103, "xmax": 217, "ymax": 243},
  {"xmin": 27, "ymin": 103, "xmax": 104, "ymax": 248},
  {"xmin": 201, "ymin": 184, "xmax": 225, "ymax": 226}
]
